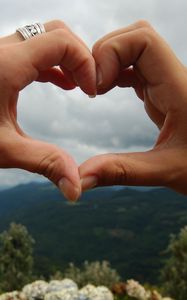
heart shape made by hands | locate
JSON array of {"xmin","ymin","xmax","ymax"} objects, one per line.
[{"xmin": 0, "ymin": 19, "xmax": 187, "ymax": 200}]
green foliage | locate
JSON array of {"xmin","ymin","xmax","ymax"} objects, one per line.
[
  {"xmin": 0, "ymin": 222, "xmax": 35, "ymax": 292},
  {"xmin": 0, "ymin": 183, "xmax": 187, "ymax": 283},
  {"xmin": 52, "ymin": 260, "xmax": 121, "ymax": 288},
  {"xmin": 161, "ymin": 225, "xmax": 187, "ymax": 300}
]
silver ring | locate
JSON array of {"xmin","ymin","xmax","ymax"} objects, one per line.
[{"xmin": 16, "ymin": 23, "xmax": 46, "ymax": 40}]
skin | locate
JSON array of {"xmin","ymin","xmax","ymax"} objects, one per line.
[
  {"xmin": 79, "ymin": 20, "xmax": 187, "ymax": 195},
  {"xmin": 1, "ymin": 19, "xmax": 187, "ymax": 200},
  {"xmin": 0, "ymin": 20, "xmax": 96, "ymax": 201}
]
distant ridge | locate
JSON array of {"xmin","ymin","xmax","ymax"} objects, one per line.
[{"xmin": 0, "ymin": 182, "xmax": 186, "ymax": 283}]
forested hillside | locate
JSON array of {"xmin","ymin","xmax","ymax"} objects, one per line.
[{"xmin": 0, "ymin": 182, "xmax": 186, "ymax": 284}]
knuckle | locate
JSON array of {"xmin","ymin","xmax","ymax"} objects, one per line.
[
  {"xmin": 52, "ymin": 28, "xmax": 70, "ymax": 45},
  {"xmin": 93, "ymin": 40, "xmax": 108, "ymax": 58},
  {"xmin": 92, "ymin": 41, "xmax": 100, "ymax": 55},
  {"xmin": 38, "ymin": 147, "xmax": 64, "ymax": 183},
  {"xmin": 113, "ymin": 154, "xmax": 137, "ymax": 185},
  {"xmin": 92, "ymin": 37, "xmax": 110, "ymax": 57},
  {"xmin": 50, "ymin": 19, "xmax": 67, "ymax": 30},
  {"xmin": 132, "ymin": 20, "xmax": 156, "ymax": 44},
  {"xmin": 99, "ymin": 154, "xmax": 134, "ymax": 186},
  {"xmin": 135, "ymin": 19, "xmax": 152, "ymax": 29},
  {"xmin": 81, "ymin": 54, "xmax": 93, "ymax": 66},
  {"xmin": 135, "ymin": 20, "xmax": 156, "ymax": 41},
  {"xmin": 53, "ymin": 27, "xmax": 67, "ymax": 37},
  {"xmin": 141, "ymin": 26, "xmax": 154, "ymax": 37},
  {"xmin": 113, "ymin": 154, "xmax": 130, "ymax": 185},
  {"xmin": 72, "ymin": 54, "xmax": 93, "ymax": 74},
  {"xmin": 138, "ymin": 26, "xmax": 157, "ymax": 47}
]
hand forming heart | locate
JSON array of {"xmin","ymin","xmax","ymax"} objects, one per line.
[{"xmin": 0, "ymin": 20, "xmax": 187, "ymax": 201}]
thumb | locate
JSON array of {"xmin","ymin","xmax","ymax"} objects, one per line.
[
  {"xmin": 79, "ymin": 149, "xmax": 178, "ymax": 191},
  {"xmin": 2, "ymin": 134, "xmax": 81, "ymax": 201}
]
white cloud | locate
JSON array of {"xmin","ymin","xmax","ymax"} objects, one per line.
[{"xmin": 0, "ymin": 0, "xmax": 186, "ymax": 186}]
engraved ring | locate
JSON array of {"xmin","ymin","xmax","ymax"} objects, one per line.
[{"xmin": 16, "ymin": 23, "xmax": 46, "ymax": 40}]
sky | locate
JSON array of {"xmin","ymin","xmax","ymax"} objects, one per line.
[{"xmin": 0, "ymin": 0, "xmax": 187, "ymax": 187}]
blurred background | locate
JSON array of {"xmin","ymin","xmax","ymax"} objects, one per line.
[{"xmin": 0, "ymin": 0, "xmax": 186, "ymax": 187}]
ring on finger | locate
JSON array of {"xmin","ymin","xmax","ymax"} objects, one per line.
[{"xmin": 16, "ymin": 23, "xmax": 46, "ymax": 40}]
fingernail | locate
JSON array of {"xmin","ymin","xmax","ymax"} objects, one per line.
[
  {"xmin": 58, "ymin": 178, "xmax": 81, "ymax": 202},
  {"xmin": 96, "ymin": 66, "xmax": 103, "ymax": 86},
  {"xmin": 88, "ymin": 94, "xmax": 96, "ymax": 99},
  {"xmin": 81, "ymin": 176, "xmax": 98, "ymax": 192}
]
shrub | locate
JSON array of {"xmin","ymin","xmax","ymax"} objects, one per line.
[{"xmin": 51, "ymin": 260, "xmax": 121, "ymax": 288}]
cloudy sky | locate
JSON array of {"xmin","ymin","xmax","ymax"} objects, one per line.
[{"xmin": 0, "ymin": 0, "xmax": 187, "ymax": 187}]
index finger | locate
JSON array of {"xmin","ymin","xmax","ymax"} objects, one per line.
[
  {"xmin": 93, "ymin": 21, "xmax": 183, "ymax": 91},
  {"xmin": 10, "ymin": 25, "xmax": 96, "ymax": 95}
]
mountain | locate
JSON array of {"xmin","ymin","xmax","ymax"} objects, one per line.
[{"xmin": 0, "ymin": 182, "xmax": 187, "ymax": 284}]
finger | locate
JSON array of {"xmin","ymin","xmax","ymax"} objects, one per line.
[
  {"xmin": 0, "ymin": 132, "xmax": 81, "ymax": 201},
  {"xmin": 0, "ymin": 19, "xmax": 89, "ymax": 49},
  {"xmin": 60, "ymin": 66, "xmax": 77, "ymax": 86},
  {"xmin": 14, "ymin": 29, "xmax": 96, "ymax": 95},
  {"xmin": 97, "ymin": 67, "xmax": 144, "ymax": 99},
  {"xmin": 93, "ymin": 20, "xmax": 152, "ymax": 51},
  {"xmin": 37, "ymin": 67, "xmax": 76, "ymax": 90},
  {"xmin": 45, "ymin": 20, "xmax": 91, "ymax": 51},
  {"xmin": 79, "ymin": 149, "xmax": 178, "ymax": 191},
  {"xmin": 110, "ymin": 67, "xmax": 165, "ymax": 128},
  {"xmin": 93, "ymin": 21, "xmax": 182, "ymax": 92},
  {"xmin": 0, "ymin": 20, "xmax": 96, "ymax": 95},
  {"xmin": 94, "ymin": 28, "xmax": 149, "ymax": 91}
]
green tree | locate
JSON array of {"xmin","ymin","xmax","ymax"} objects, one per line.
[
  {"xmin": 0, "ymin": 222, "xmax": 35, "ymax": 292},
  {"xmin": 161, "ymin": 225, "xmax": 187, "ymax": 300},
  {"xmin": 52, "ymin": 260, "xmax": 121, "ymax": 288}
]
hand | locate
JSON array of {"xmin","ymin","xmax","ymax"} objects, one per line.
[
  {"xmin": 80, "ymin": 20, "xmax": 187, "ymax": 195},
  {"xmin": 0, "ymin": 20, "xmax": 96, "ymax": 201}
]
